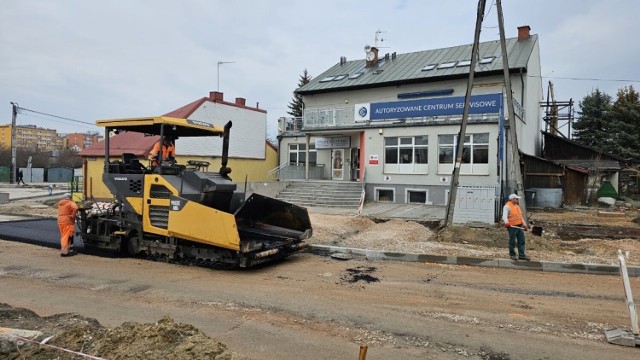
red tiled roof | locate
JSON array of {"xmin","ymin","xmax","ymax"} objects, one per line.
[
  {"xmin": 163, "ymin": 97, "xmax": 208, "ymax": 118},
  {"xmin": 78, "ymin": 132, "xmax": 159, "ymax": 157}
]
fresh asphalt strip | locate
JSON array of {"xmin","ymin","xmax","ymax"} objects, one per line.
[
  {"xmin": 0, "ymin": 218, "xmax": 66, "ymax": 249},
  {"xmin": 0, "ymin": 219, "xmax": 637, "ymax": 276}
]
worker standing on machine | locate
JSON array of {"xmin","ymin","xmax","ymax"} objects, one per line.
[
  {"xmin": 58, "ymin": 193, "xmax": 78, "ymax": 257},
  {"xmin": 149, "ymin": 136, "xmax": 176, "ymax": 167}
]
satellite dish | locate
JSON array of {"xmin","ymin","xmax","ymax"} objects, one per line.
[
  {"xmin": 364, "ymin": 44, "xmax": 371, "ymax": 52},
  {"xmin": 366, "ymin": 51, "xmax": 375, "ymax": 62}
]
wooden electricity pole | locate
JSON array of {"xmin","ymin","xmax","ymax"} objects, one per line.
[
  {"xmin": 445, "ymin": 0, "xmax": 526, "ymax": 226},
  {"xmin": 496, "ymin": 0, "xmax": 526, "ymax": 218},
  {"xmin": 444, "ymin": 0, "xmax": 487, "ymax": 226}
]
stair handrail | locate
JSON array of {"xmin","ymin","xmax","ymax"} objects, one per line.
[
  {"xmin": 356, "ymin": 167, "xmax": 366, "ymax": 216},
  {"xmin": 267, "ymin": 162, "xmax": 289, "ymax": 181}
]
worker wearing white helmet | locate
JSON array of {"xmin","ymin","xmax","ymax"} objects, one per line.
[{"xmin": 502, "ymin": 194, "xmax": 530, "ymax": 261}]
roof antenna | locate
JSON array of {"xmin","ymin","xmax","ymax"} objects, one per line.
[{"xmin": 374, "ymin": 29, "xmax": 388, "ymax": 48}]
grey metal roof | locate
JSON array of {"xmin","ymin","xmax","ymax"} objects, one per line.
[{"xmin": 297, "ymin": 35, "xmax": 538, "ymax": 94}]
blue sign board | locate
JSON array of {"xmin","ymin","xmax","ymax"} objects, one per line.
[{"xmin": 354, "ymin": 93, "xmax": 502, "ymax": 122}]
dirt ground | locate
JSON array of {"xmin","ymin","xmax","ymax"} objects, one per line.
[
  {"xmin": 308, "ymin": 205, "xmax": 640, "ymax": 266},
  {"xmin": 0, "ymin": 303, "xmax": 247, "ymax": 360},
  {"xmin": 1, "ymin": 199, "xmax": 639, "ymax": 359}
]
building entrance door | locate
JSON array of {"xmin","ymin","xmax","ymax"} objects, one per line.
[{"xmin": 332, "ymin": 149, "xmax": 344, "ymax": 180}]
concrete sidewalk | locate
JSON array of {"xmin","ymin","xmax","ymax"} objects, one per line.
[{"xmin": 0, "ymin": 183, "xmax": 69, "ymax": 202}]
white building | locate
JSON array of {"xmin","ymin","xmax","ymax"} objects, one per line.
[{"xmin": 278, "ymin": 26, "xmax": 542, "ymax": 217}]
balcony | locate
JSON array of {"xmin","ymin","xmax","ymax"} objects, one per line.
[
  {"xmin": 278, "ymin": 107, "xmax": 356, "ymax": 135},
  {"xmin": 303, "ymin": 106, "xmax": 355, "ymax": 129},
  {"xmin": 278, "ymin": 105, "xmax": 503, "ymax": 136}
]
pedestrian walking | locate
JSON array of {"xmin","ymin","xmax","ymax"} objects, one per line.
[
  {"xmin": 58, "ymin": 193, "xmax": 78, "ymax": 257},
  {"xmin": 16, "ymin": 170, "xmax": 26, "ymax": 185},
  {"xmin": 502, "ymin": 193, "xmax": 531, "ymax": 261}
]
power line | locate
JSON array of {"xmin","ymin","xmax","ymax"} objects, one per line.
[
  {"xmin": 18, "ymin": 112, "xmax": 98, "ymax": 131},
  {"xmin": 528, "ymin": 74, "xmax": 640, "ymax": 83},
  {"xmin": 16, "ymin": 106, "xmax": 96, "ymax": 127}
]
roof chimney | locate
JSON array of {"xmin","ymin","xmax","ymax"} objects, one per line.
[
  {"xmin": 235, "ymin": 97, "xmax": 246, "ymax": 106},
  {"xmin": 209, "ymin": 91, "xmax": 224, "ymax": 101},
  {"xmin": 340, "ymin": 56, "xmax": 347, "ymax": 65},
  {"xmin": 365, "ymin": 47, "xmax": 379, "ymax": 68},
  {"xmin": 517, "ymin": 25, "xmax": 531, "ymax": 41}
]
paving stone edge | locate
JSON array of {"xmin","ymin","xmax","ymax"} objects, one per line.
[{"xmin": 308, "ymin": 244, "xmax": 639, "ymax": 277}]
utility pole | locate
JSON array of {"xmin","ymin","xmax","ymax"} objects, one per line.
[
  {"xmin": 445, "ymin": 0, "xmax": 527, "ymax": 226},
  {"xmin": 10, "ymin": 102, "xmax": 18, "ymax": 185},
  {"xmin": 217, "ymin": 61, "xmax": 235, "ymax": 91},
  {"xmin": 444, "ymin": 0, "xmax": 487, "ymax": 226},
  {"xmin": 496, "ymin": 0, "xmax": 526, "ymax": 218}
]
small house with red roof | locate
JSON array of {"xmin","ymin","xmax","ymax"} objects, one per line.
[{"xmin": 79, "ymin": 91, "xmax": 277, "ymax": 200}]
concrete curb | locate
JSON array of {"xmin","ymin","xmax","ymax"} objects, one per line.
[
  {"xmin": 9, "ymin": 192, "xmax": 67, "ymax": 202},
  {"xmin": 308, "ymin": 244, "xmax": 639, "ymax": 277}
]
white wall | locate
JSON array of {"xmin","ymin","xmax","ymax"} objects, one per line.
[
  {"xmin": 515, "ymin": 38, "xmax": 543, "ymax": 156},
  {"xmin": 178, "ymin": 101, "xmax": 267, "ymax": 159}
]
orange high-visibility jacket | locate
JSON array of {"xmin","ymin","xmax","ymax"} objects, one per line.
[
  {"xmin": 505, "ymin": 201, "xmax": 523, "ymax": 226},
  {"xmin": 57, "ymin": 199, "xmax": 78, "ymax": 225},
  {"xmin": 149, "ymin": 141, "xmax": 175, "ymax": 163}
]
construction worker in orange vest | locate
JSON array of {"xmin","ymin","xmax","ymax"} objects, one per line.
[
  {"xmin": 502, "ymin": 193, "xmax": 530, "ymax": 261},
  {"xmin": 58, "ymin": 193, "xmax": 78, "ymax": 257},
  {"xmin": 149, "ymin": 136, "xmax": 176, "ymax": 167}
]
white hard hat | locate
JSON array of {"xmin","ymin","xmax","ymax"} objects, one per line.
[{"xmin": 508, "ymin": 194, "xmax": 521, "ymax": 200}]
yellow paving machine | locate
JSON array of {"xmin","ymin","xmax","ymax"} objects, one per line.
[{"xmin": 77, "ymin": 116, "xmax": 312, "ymax": 268}]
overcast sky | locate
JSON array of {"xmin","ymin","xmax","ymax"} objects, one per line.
[{"xmin": 1, "ymin": 0, "xmax": 638, "ymax": 139}]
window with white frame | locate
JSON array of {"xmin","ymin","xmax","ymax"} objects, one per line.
[
  {"xmin": 437, "ymin": 133, "xmax": 489, "ymax": 174},
  {"xmin": 383, "ymin": 136, "xmax": 428, "ymax": 174},
  {"xmin": 289, "ymin": 143, "xmax": 317, "ymax": 165}
]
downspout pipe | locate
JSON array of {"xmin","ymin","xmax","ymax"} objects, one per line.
[{"xmin": 220, "ymin": 121, "xmax": 232, "ymax": 177}]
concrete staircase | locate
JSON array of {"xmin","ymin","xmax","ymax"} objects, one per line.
[{"xmin": 276, "ymin": 180, "xmax": 363, "ymax": 208}]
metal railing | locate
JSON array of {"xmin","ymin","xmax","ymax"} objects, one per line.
[
  {"xmin": 278, "ymin": 106, "xmax": 503, "ymax": 134},
  {"xmin": 278, "ymin": 117, "xmax": 304, "ymax": 133},
  {"xmin": 267, "ymin": 162, "xmax": 289, "ymax": 181},
  {"xmin": 303, "ymin": 106, "xmax": 355, "ymax": 129},
  {"xmin": 356, "ymin": 167, "xmax": 366, "ymax": 216},
  {"xmin": 267, "ymin": 162, "xmax": 326, "ymax": 181}
]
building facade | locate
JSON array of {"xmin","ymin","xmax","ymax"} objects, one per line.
[
  {"xmin": 0, "ymin": 124, "xmax": 64, "ymax": 151},
  {"xmin": 279, "ymin": 26, "xmax": 542, "ymax": 208},
  {"xmin": 65, "ymin": 132, "xmax": 100, "ymax": 151},
  {"xmin": 79, "ymin": 91, "xmax": 277, "ymax": 200}
]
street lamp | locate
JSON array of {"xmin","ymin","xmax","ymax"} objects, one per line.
[{"xmin": 217, "ymin": 61, "xmax": 235, "ymax": 91}]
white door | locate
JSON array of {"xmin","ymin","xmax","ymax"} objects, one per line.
[{"xmin": 332, "ymin": 149, "xmax": 344, "ymax": 180}]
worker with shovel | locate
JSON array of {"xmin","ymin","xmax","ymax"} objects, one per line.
[{"xmin": 502, "ymin": 194, "xmax": 531, "ymax": 261}]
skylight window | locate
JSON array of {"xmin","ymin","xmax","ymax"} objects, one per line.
[
  {"xmin": 333, "ymin": 75, "xmax": 347, "ymax": 81},
  {"xmin": 479, "ymin": 56, "xmax": 495, "ymax": 64},
  {"xmin": 437, "ymin": 62, "xmax": 457, "ymax": 69},
  {"xmin": 319, "ymin": 76, "xmax": 336, "ymax": 82},
  {"xmin": 348, "ymin": 72, "xmax": 363, "ymax": 79},
  {"xmin": 421, "ymin": 64, "xmax": 436, "ymax": 71},
  {"xmin": 456, "ymin": 60, "xmax": 471, "ymax": 67}
]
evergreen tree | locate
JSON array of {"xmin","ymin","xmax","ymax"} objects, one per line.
[
  {"xmin": 287, "ymin": 69, "xmax": 312, "ymax": 118},
  {"xmin": 573, "ymin": 89, "xmax": 612, "ymax": 151},
  {"xmin": 609, "ymin": 86, "xmax": 640, "ymax": 162}
]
